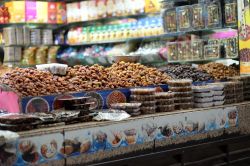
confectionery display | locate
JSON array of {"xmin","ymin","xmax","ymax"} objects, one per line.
[
  {"xmin": 159, "ymin": 64, "xmax": 213, "ymax": 82},
  {"xmin": 130, "ymin": 88, "xmax": 156, "ymax": 114},
  {"xmin": 229, "ymin": 76, "xmax": 250, "ymax": 100},
  {"xmin": 66, "ymin": 0, "xmax": 156, "ymax": 23},
  {"xmin": 0, "ymin": 0, "xmax": 247, "ymax": 165},
  {"xmin": 168, "ymin": 79, "xmax": 193, "ymax": 110},
  {"xmin": 193, "ymin": 85, "xmax": 214, "ymax": 108},
  {"xmin": 155, "ymin": 92, "xmax": 175, "ymax": 112},
  {"xmin": 67, "ymin": 16, "xmax": 164, "ymax": 44},
  {"xmin": 199, "ymin": 62, "xmax": 239, "ymax": 80},
  {"xmin": 0, "ymin": 62, "xmax": 171, "ymax": 97},
  {"xmin": 2, "ymin": 1, "xmax": 66, "ymax": 24},
  {"xmin": 166, "ymin": 37, "xmax": 238, "ymax": 62}
]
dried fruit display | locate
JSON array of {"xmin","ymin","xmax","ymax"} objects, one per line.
[
  {"xmin": 0, "ymin": 62, "xmax": 171, "ymax": 97},
  {"xmin": 199, "ymin": 62, "xmax": 239, "ymax": 80}
]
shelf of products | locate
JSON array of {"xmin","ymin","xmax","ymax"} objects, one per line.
[{"xmin": 0, "ymin": 1, "xmax": 66, "ymax": 24}]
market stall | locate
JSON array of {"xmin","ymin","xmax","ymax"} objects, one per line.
[{"xmin": 0, "ymin": 0, "xmax": 249, "ymax": 165}]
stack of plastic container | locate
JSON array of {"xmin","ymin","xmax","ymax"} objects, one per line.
[
  {"xmin": 130, "ymin": 88, "xmax": 156, "ymax": 114},
  {"xmin": 193, "ymin": 85, "xmax": 214, "ymax": 108},
  {"xmin": 168, "ymin": 79, "xmax": 193, "ymax": 110},
  {"xmin": 221, "ymin": 82, "xmax": 237, "ymax": 104},
  {"xmin": 155, "ymin": 92, "xmax": 175, "ymax": 112},
  {"xmin": 209, "ymin": 83, "xmax": 225, "ymax": 106},
  {"xmin": 111, "ymin": 103, "xmax": 142, "ymax": 117}
]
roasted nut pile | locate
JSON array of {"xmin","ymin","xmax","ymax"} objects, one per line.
[
  {"xmin": 0, "ymin": 62, "xmax": 171, "ymax": 97},
  {"xmin": 159, "ymin": 64, "xmax": 213, "ymax": 82},
  {"xmin": 106, "ymin": 62, "xmax": 171, "ymax": 87},
  {"xmin": 199, "ymin": 62, "xmax": 239, "ymax": 80}
]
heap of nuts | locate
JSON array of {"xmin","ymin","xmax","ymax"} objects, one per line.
[
  {"xmin": 199, "ymin": 62, "xmax": 239, "ymax": 80},
  {"xmin": 106, "ymin": 62, "xmax": 171, "ymax": 87},
  {"xmin": 0, "ymin": 62, "xmax": 171, "ymax": 97}
]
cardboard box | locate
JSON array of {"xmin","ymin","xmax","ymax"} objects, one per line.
[
  {"xmin": 48, "ymin": 2, "xmax": 57, "ymax": 24},
  {"xmin": 36, "ymin": 1, "xmax": 48, "ymax": 23},
  {"xmin": 57, "ymin": 2, "xmax": 67, "ymax": 24},
  {"xmin": 25, "ymin": 1, "xmax": 37, "ymax": 23},
  {"xmin": 5, "ymin": 1, "xmax": 25, "ymax": 23},
  {"xmin": 145, "ymin": 0, "xmax": 160, "ymax": 13}
]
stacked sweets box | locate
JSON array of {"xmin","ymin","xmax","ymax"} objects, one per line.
[
  {"xmin": 229, "ymin": 76, "xmax": 250, "ymax": 101},
  {"xmin": 130, "ymin": 88, "xmax": 157, "ymax": 114},
  {"xmin": 193, "ymin": 85, "xmax": 214, "ymax": 108},
  {"xmin": 0, "ymin": 84, "xmax": 168, "ymax": 114},
  {"xmin": 193, "ymin": 83, "xmax": 225, "ymax": 108},
  {"xmin": 155, "ymin": 92, "xmax": 175, "ymax": 112},
  {"xmin": 168, "ymin": 79, "xmax": 193, "ymax": 110}
]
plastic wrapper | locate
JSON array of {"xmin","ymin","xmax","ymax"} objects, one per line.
[
  {"xmin": 35, "ymin": 47, "xmax": 49, "ymax": 64},
  {"xmin": 167, "ymin": 42, "xmax": 178, "ymax": 61},
  {"xmin": 0, "ymin": 113, "xmax": 42, "ymax": 125},
  {"xmin": 204, "ymin": 45, "xmax": 221, "ymax": 60},
  {"xmin": 192, "ymin": 4, "xmax": 205, "ymax": 30},
  {"xmin": 163, "ymin": 8, "xmax": 177, "ymax": 33},
  {"xmin": 93, "ymin": 110, "xmax": 130, "ymax": 121},
  {"xmin": 194, "ymin": 97, "xmax": 213, "ymax": 103},
  {"xmin": 53, "ymin": 111, "xmax": 80, "ymax": 122},
  {"xmin": 36, "ymin": 63, "xmax": 68, "ymax": 75},
  {"xmin": 177, "ymin": 6, "xmax": 192, "ymax": 31},
  {"xmin": 48, "ymin": 46, "xmax": 60, "ymax": 63},
  {"xmin": 22, "ymin": 47, "xmax": 37, "ymax": 65},
  {"xmin": 194, "ymin": 102, "xmax": 213, "ymax": 108},
  {"xmin": 130, "ymin": 88, "xmax": 156, "ymax": 95},
  {"xmin": 168, "ymin": 79, "xmax": 193, "ymax": 87},
  {"xmin": 157, "ymin": 105, "xmax": 175, "ymax": 112}
]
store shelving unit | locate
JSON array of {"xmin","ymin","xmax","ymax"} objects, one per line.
[{"xmin": 0, "ymin": 0, "xmax": 239, "ymax": 66}]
